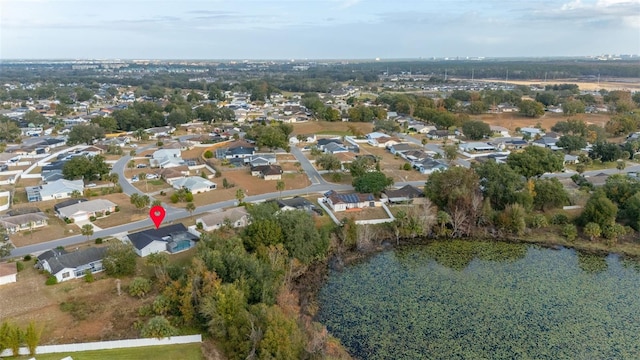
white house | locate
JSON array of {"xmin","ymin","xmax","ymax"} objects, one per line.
[
  {"xmin": 196, "ymin": 207, "xmax": 249, "ymax": 232},
  {"xmin": 171, "ymin": 176, "xmax": 217, "ymax": 193},
  {"xmin": 520, "ymin": 127, "xmax": 544, "ymax": 138},
  {"xmin": 36, "ymin": 247, "xmax": 107, "ymax": 283},
  {"xmin": 26, "ymin": 179, "xmax": 84, "ymax": 202},
  {"xmin": 0, "ymin": 262, "xmax": 18, "ymax": 286},
  {"xmin": 151, "ymin": 149, "xmax": 184, "ymax": 168},
  {"xmin": 489, "ymin": 125, "xmax": 510, "ymax": 137},
  {"xmin": 0, "ymin": 212, "xmax": 48, "ymax": 234},
  {"xmin": 56, "ymin": 199, "xmax": 117, "ymax": 222}
]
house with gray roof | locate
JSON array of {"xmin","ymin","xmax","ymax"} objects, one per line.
[
  {"xmin": 0, "ymin": 212, "xmax": 48, "ymax": 234},
  {"xmin": 56, "ymin": 199, "xmax": 117, "ymax": 222},
  {"xmin": 171, "ymin": 176, "xmax": 217, "ymax": 193},
  {"xmin": 26, "ymin": 179, "xmax": 84, "ymax": 202},
  {"xmin": 196, "ymin": 207, "xmax": 249, "ymax": 232},
  {"xmin": 36, "ymin": 247, "xmax": 107, "ymax": 283}
]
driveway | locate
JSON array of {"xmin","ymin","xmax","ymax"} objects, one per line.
[{"xmin": 290, "ymin": 146, "xmax": 327, "ymax": 185}]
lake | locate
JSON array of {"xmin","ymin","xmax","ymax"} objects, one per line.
[{"xmin": 317, "ymin": 240, "xmax": 640, "ymax": 359}]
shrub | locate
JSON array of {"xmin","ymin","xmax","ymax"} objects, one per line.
[
  {"xmin": 170, "ymin": 193, "xmax": 179, "ymax": 203},
  {"xmin": 114, "ymin": 206, "xmax": 120, "ymax": 212},
  {"xmin": 562, "ymin": 224, "xmax": 578, "ymax": 241},
  {"xmin": 16, "ymin": 261, "xmax": 24, "ymax": 272},
  {"xmin": 204, "ymin": 150, "xmax": 214, "ymax": 159},
  {"xmin": 602, "ymin": 223, "xmax": 627, "ymax": 242},
  {"xmin": 196, "ymin": 222, "xmax": 203, "ymax": 230},
  {"xmin": 550, "ymin": 213, "xmax": 569, "ymax": 225},
  {"xmin": 403, "ymin": 162, "xmax": 412, "ymax": 171},
  {"xmin": 128, "ymin": 277, "xmax": 152, "ymax": 298},
  {"xmin": 95, "ymin": 237, "xmax": 103, "ymax": 244},
  {"xmin": 140, "ymin": 316, "xmax": 177, "ymax": 339},
  {"xmin": 530, "ymin": 214, "xmax": 549, "ymax": 229},
  {"xmin": 23, "ymin": 254, "xmax": 32, "ymax": 261},
  {"xmin": 331, "ymin": 172, "xmax": 343, "ymax": 182},
  {"xmin": 64, "ymin": 217, "xmax": 74, "ymax": 224},
  {"xmin": 159, "ymin": 191, "xmax": 166, "ymax": 196},
  {"xmin": 138, "ymin": 304, "xmax": 153, "ymax": 317},
  {"xmin": 185, "ymin": 192, "xmax": 194, "ymax": 202},
  {"xmin": 45, "ymin": 275, "xmax": 58, "ymax": 285},
  {"xmin": 24, "ymin": 321, "xmax": 41, "ymax": 356},
  {"xmin": 84, "ymin": 269, "xmax": 95, "ymax": 283},
  {"xmin": 105, "ymin": 211, "xmax": 111, "ymax": 216},
  {"xmin": 89, "ymin": 216, "xmax": 97, "ymax": 222}
]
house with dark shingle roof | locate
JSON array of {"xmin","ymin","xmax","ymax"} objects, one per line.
[
  {"xmin": 382, "ymin": 185, "xmax": 424, "ymax": 203},
  {"xmin": 36, "ymin": 247, "xmax": 107, "ymax": 283},
  {"xmin": 126, "ymin": 224, "xmax": 200, "ymax": 257},
  {"xmin": 323, "ymin": 190, "xmax": 381, "ymax": 212}
]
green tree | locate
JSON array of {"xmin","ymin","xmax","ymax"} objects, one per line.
[
  {"xmin": 557, "ymin": 135, "xmax": 587, "ymax": 153},
  {"xmin": 81, "ymin": 224, "xmax": 94, "ymax": 241},
  {"xmin": 0, "ymin": 242, "xmax": 12, "ymax": 258},
  {"xmin": 141, "ymin": 316, "xmax": 177, "ymax": 339},
  {"xmin": 6, "ymin": 324, "xmax": 22, "ymax": 357},
  {"xmin": 562, "ymin": 100, "xmax": 586, "ymax": 115},
  {"xmin": 583, "ymin": 222, "xmax": 602, "ymax": 241},
  {"xmin": 518, "ymin": 100, "xmax": 545, "ymax": 118},
  {"xmin": 617, "ymin": 160, "xmax": 626, "ymax": 172},
  {"xmin": 146, "ymin": 252, "xmax": 169, "ymax": 283},
  {"xmin": 276, "ymin": 180, "xmax": 285, "ymax": 198},
  {"xmin": 580, "ymin": 191, "xmax": 618, "ymax": 228},
  {"xmin": 235, "ymin": 188, "xmax": 245, "ymax": 204},
  {"xmin": 62, "ymin": 155, "xmax": 110, "ymax": 181},
  {"xmin": 352, "ymin": 171, "xmax": 393, "ymax": 196},
  {"xmin": 442, "ymin": 144, "xmax": 459, "ymax": 164},
  {"xmin": 186, "ymin": 202, "xmax": 196, "ymax": 216},
  {"xmin": 506, "ymin": 146, "xmax": 563, "ymax": 178},
  {"xmin": 589, "ymin": 141, "xmax": 623, "ymax": 162},
  {"xmin": 348, "ymin": 156, "xmax": 377, "ymax": 178},
  {"xmin": 276, "ymin": 210, "xmax": 329, "ymax": 264},
  {"xmin": 0, "ymin": 117, "xmax": 22, "ymax": 142},
  {"xmin": 243, "ymin": 219, "xmax": 284, "ymax": 251},
  {"xmin": 130, "ymin": 193, "xmax": 151, "ymax": 211},
  {"xmin": 315, "ymin": 153, "xmax": 341, "ymax": 172},
  {"xmin": 66, "ymin": 124, "xmax": 106, "ymax": 145},
  {"xmin": 256, "ymin": 305, "xmax": 304, "ymax": 360},
  {"xmin": 474, "ymin": 161, "xmax": 530, "ymax": 210},
  {"xmin": 462, "ymin": 120, "xmax": 492, "ymax": 140},
  {"xmin": 533, "ymin": 178, "xmax": 569, "ymax": 211},
  {"xmin": 467, "ymin": 101, "xmax": 488, "ymax": 115},
  {"xmin": 103, "ymin": 241, "xmax": 137, "ymax": 277},
  {"xmin": 24, "ymin": 110, "xmax": 48, "ymax": 126},
  {"xmin": 204, "ymin": 150, "xmax": 214, "ymax": 159},
  {"xmin": 24, "ymin": 321, "xmax": 42, "ymax": 357},
  {"xmin": 55, "ymin": 103, "xmax": 71, "ymax": 116},
  {"xmin": 562, "ymin": 224, "xmax": 578, "ymax": 241},
  {"xmin": 90, "ymin": 116, "xmax": 118, "ymax": 132},
  {"xmin": 0, "ymin": 321, "xmax": 10, "ymax": 355}
]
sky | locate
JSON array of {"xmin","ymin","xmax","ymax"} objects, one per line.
[{"xmin": 1, "ymin": 0, "xmax": 639, "ymax": 60}]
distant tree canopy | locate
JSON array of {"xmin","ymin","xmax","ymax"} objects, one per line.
[
  {"xmin": 506, "ymin": 146, "xmax": 563, "ymax": 178},
  {"xmin": 462, "ymin": 120, "xmax": 491, "ymax": 140},
  {"xmin": 62, "ymin": 155, "xmax": 110, "ymax": 181},
  {"xmin": 0, "ymin": 116, "xmax": 22, "ymax": 143},
  {"xmin": 66, "ymin": 124, "xmax": 105, "ymax": 145},
  {"xmin": 518, "ymin": 100, "xmax": 545, "ymax": 118}
]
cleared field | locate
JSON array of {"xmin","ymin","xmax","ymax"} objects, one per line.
[
  {"xmin": 473, "ymin": 78, "xmax": 640, "ymax": 92},
  {"xmin": 474, "ymin": 112, "xmax": 611, "ymax": 133}
]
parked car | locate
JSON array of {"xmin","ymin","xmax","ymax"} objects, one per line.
[{"xmin": 136, "ymin": 164, "xmax": 147, "ymax": 168}]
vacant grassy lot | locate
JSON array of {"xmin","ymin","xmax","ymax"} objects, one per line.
[
  {"xmin": 11, "ymin": 343, "xmax": 204, "ymax": 360},
  {"xmin": 474, "ymin": 78, "xmax": 640, "ymax": 92},
  {"xmin": 357, "ymin": 144, "xmax": 428, "ymax": 182},
  {"xmin": 334, "ymin": 206, "xmax": 391, "ymax": 223},
  {"xmin": 92, "ymin": 193, "xmax": 147, "ymax": 228},
  {"xmin": 475, "ymin": 112, "xmax": 610, "ymax": 133}
]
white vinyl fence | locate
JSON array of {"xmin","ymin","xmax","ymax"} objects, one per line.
[{"xmin": 0, "ymin": 334, "xmax": 202, "ymax": 357}]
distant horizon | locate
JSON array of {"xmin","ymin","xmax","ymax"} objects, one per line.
[
  {"xmin": 1, "ymin": 55, "xmax": 639, "ymax": 62},
  {"xmin": 1, "ymin": 0, "xmax": 639, "ymax": 60}
]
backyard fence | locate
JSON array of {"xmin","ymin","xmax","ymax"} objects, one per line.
[{"xmin": 0, "ymin": 334, "xmax": 202, "ymax": 357}]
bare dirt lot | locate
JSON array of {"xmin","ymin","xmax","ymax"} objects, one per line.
[
  {"xmin": 474, "ymin": 113, "xmax": 611, "ymax": 133},
  {"xmin": 357, "ymin": 144, "xmax": 429, "ymax": 182},
  {"xmin": 0, "ymin": 264, "xmax": 145, "ymax": 344},
  {"xmin": 474, "ymin": 78, "xmax": 640, "ymax": 92}
]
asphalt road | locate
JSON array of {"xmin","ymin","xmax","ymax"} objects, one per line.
[{"xmin": 290, "ymin": 146, "xmax": 327, "ymax": 185}]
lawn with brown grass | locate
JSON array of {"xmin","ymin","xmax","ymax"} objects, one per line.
[
  {"xmin": 473, "ymin": 78, "xmax": 640, "ymax": 92},
  {"xmin": 356, "ymin": 144, "xmax": 428, "ymax": 182},
  {"xmin": 474, "ymin": 113, "xmax": 611, "ymax": 133},
  {"xmin": 10, "ymin": 217, "xmax": 74, "ymax": 247},
  {"xmin": 334, "ymin": 206, "xmax": 391, "ymax": 223},
  {"xmin": 91, "ymin": 193, "xmax": 147, "ymax": 228}
]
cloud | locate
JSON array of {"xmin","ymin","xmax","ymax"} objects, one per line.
[{"xmin": 331, "ymin": 0, "xmax": 362, "ymax": 9}]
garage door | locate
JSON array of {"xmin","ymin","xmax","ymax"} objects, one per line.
[{"xmin": 73, "ymin": 214, "xmax": 89, "ymax": 222}]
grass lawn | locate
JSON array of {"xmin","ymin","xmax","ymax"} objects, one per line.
[
  {"xmin": 14, "ymin": 343, "xmax": 203, "ymax": 360},
  {"xmin": 566, "ymin": 160, "xmax": 619, "ymax": 172}
]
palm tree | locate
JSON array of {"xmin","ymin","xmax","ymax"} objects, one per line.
[
  {"xmin": 81, "ymin": 224, "xmax": 94, "ymax": 241},
  {"xmin": 138, "ymin": 172, "xmax": 147, "ymax": 192},
  {"xmin": 235, "ymin": 188, "xmax": 245, "ymax": 204},
  {"xmin": 186, "ymin": 202, "xmax": 196, "ymax": 216},
  {"xmin": 109, "ymin": 173, "xmax": 119, "ymax": 188},
  {"xmin": 276, "ymin": 180, "xmax": 285, "ymax": 198},
  {"xmin": 127, "ymin": 160, "xmax": 135, "ymax": 170}
]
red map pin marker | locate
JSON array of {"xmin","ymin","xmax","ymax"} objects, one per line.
[{"xmin": 149, "ymin": 205, "xmax": 166, "ymax": 229}]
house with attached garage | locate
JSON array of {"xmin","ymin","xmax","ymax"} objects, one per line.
[
  {"xmin": 126, "ymin": 223, "xmax": 200, "ymax": 257},
  {"xmin": 36, "ymin": 247, "xmax": 107, "ymax": 283},
  {"xmin": 26, "ymin": 179, "xmax": 84, "ymax": 202},
  {"xmin": 323, "ymin": 190, "xmax": 382, "ymax": 212},
  {"xmin": 413, "ymin": 158, "xmax": 449, "ymax": 174},
  {"xmin": 196, "ymin": 207, "xmax": 250, "ymax": 232},
  {"xmin": 151, "ymin": 149, "xmax": 184, "ymax": 168},
  {"xmin": 251, "ymin": 165, "xmax": 283, "ymax": 180},
  {"xmin": 248, "ymin": 154, "xmax": 277, "ymax": 167},
  {"xmin": 55, "ymin": 199, "xmax": 117, "ymax": 222},
  {"xmin": 170, "ymin": 176, "xmax": 217, "ymax": 193},
  {"xmin": 216, "ymin": 140, "xmax": 256, "ymax": 160},
  {"xmin": 0, "ymin": 212, "xmax": 48, "ymax": 234}
]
